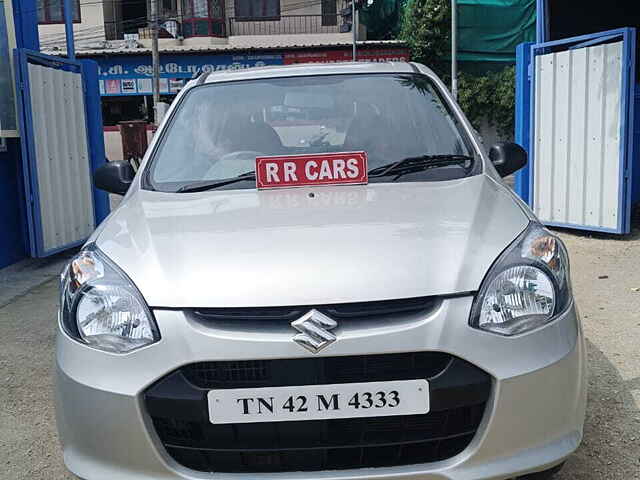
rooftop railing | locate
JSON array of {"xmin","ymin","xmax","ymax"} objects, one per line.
[
  {"xmin": 227, "ymin": 14, "xmax": 344, "ymax": 37},
  {"xmin": 114, "ymin": 14, "xmax": 347, "ymax": 40}
]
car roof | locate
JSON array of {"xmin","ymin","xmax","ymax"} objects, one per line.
[{"xmin": 198, "ymin": 61, "xmax": 420, "ymax": 86}]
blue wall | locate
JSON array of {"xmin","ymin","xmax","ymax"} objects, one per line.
[
  {"xmin": 0, "ymin": 139, "xmax": 27, "ymax": 268},
  {"xmin": 11, "ymin": 0, "xmax": 39, "ymax": 50},
  {"xmin": 0, "ymin": 0, "xmax": 39, "ymax": 268}
]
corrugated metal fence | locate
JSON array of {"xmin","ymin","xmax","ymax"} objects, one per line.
[
  {"xmin": 27, "ymin": 63, "xmax": 95, "ymax": 252},
  {"xmin": 533, "ymin": 41, "xmax": 623, "ymax": 230}
]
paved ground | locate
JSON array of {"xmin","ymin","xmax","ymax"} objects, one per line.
[
  {"xmin": 0, "ymin": 253, "xmax": 73, "ymax": 309},
  {"xmin": 0, "ymin": 223, "xmax": 639, "ymax": 479},
  {"xmin": 553, "ymin": 222, "xmax": 640, "ymax": 480}
]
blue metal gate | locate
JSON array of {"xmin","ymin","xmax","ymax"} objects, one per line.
[
  {"xmin": 14, "ymin": 49, "xmax": 108, "ymax": 257},
  {"xmin": 515, "ymin": 28, "xmax": 637, "ymax": 234}
]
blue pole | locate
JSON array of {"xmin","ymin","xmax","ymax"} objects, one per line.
[
  {"xmin": 513, "ymin": 42, "xmax": 534, "ymax": 203},
  {"xmin": 63, "ymin": 0, "xmax": 75, "ymax": 60},
  {"xmin": 81, "ymin": 60, "xmax": 110, "ymax": 224},
  {"xmin": 535, "ymin": 0, "xmax": 547, "ymax": 43}
]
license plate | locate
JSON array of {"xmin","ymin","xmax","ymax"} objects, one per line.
[{"xmin": 208, "ymin": 379, "xmax": 429, "ymax": 424}]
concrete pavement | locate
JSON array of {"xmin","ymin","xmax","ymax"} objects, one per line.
[{"xmin": 0, "ymin": 252, "xmax": 73, "ymax": 308}]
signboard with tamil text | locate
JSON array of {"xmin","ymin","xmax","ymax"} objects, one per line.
[
  {"xmin": 96, "ymin": 53, "xmax": 284, "ymax": 96},
  {"xmin": 93, "ymin": 48, "xmax": 410, "ymax": 97},
  {"xmin": 283, "ymin": 48, "xmax": 409, "ymax": 64}
]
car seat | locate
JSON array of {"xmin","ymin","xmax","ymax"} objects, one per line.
[{"xmin": 221, "ymin": 113, "xmax": 283, "ymax": 155}]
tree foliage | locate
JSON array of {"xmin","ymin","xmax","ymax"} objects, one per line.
[
  {"xmin": 458, "ymin": 67, "xmax": 516, "ymax": 139},
  {"xmin": 360, "ymin": 0, "xmax": 404, "ymax": 40},
  {"xmin": 400, "ymin": 0, "xmax": 516, "ymax": 138},
  {"xmin": 400, "ymin": 0, "xmax": 451, "ymax": 78}
]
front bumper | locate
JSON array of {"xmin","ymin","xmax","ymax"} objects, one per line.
[{"xmin": 56, "ymin": 296, "xmax": 587, "ymax": 480}]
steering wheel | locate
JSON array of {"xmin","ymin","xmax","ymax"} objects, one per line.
[
  {"xmin": 219, "ymin": 151, "xmax": 265, "ymax": 164},
  {"xmin": 203, "ymin": 151, "xmax": 265, "ymax": 180}
]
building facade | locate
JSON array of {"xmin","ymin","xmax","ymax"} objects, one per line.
[
  {"xmin": 39, "ymin": 0, "xmax": 363, "ymax": 50},
  {"xmin": 37, "ymin": 0, "xmax": 408, "ymax": 161}
]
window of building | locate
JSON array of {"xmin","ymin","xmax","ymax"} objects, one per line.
[
  {"xmin": 321, "ymin": 0, "xmax": 337, "ymax": 26},
  {"xmin": 37, "ymin": 0, "xmax": 81, "ymax": 24},
  {"xmin": 148, "ymin": 0, "xmax": 178, "ymax": 17},
  {"xmin": 234, "ymin": 0, "xmax": 280, "ymax": 21},
  {"xmin": 162, "ymin": 0, "xmax": 178, "ymax": 14},
  {"xmin": 119, "ymin": 0, "xmax": 147, "ymax": 36},
  {"xmin": 182, "ymin": 0, "xmax": 226, "ymax": 37}
]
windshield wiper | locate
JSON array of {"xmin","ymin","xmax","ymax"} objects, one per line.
[
  {"xmin": 368, "ymin": 154, "xmax": 474, "ymax": 180},
  {"xmin": 176, "ymin": 171, "xmax": 256, "ymax": 193}
]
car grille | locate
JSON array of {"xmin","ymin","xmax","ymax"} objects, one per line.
[
  {"xmin": 181, "ymin": 352, "xmax": 452, "ymax": 389},
  {"xmin": 144, "ymin": 352, "xmax": 491, "ymax": 473},
  {"xmin": 191, "ymin": 296, "xmax": 441, "ymax": 323}
]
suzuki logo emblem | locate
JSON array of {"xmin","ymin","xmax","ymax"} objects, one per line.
[{"xmin": 291, "ymin": 309, "xmax": 337, "ymax": 353}]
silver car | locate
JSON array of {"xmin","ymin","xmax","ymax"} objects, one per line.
[{"xmin": 57, "ymin": 62, "xmax": 586, "ymax": 480}]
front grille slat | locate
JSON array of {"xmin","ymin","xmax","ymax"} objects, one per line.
[
  {"xmin": 166, "ymin": 434, "xmax": 478, "ymax": 473},
  {"xmin": 145, "ymin": 353, "xmax": 491, "ymax": 473},
  {"xmin": 193, "ymin": 296, "xmax": 441, "ymax": 324},
  {"xmin": 152, "ymin": 404, "xmax": 485, "ymax": 451},
  {"xmin": 163, "ymin": 426, "xmax": 479, "ymax": 453},
  {"xmin": 181, "ymin": 352, "xmax": 452, "ymax": 390}
]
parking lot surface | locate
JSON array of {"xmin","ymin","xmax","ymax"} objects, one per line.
[{"xmin": 1, "ymin": 226, "xmax": 639, "ymax": 479}]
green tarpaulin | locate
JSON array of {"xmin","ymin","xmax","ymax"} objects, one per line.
[
  {"xmin": 457, "ymin": 0, "xmax": 536, "ymax": 63},
  {"xmin": 360, "ymin": 0, "xmax": 535, "ymax": 64}
]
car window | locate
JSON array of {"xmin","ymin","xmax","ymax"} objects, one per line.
[{"xmin": 146, "ymin": 74, "xmax": 477, "ymax": 191}]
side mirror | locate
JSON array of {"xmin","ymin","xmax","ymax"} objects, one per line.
[
  {"xmin": 489, "ymin": 142, "xmax": 528, "ymax": 177},
  {"xmin": 94, "ymin": 160, "xmax": 134, "ymax": 195}
]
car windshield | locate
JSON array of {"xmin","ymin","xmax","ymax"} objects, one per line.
[{"xmin": 146, "ymin": 73, "xmax": 477, "ymax": 191}]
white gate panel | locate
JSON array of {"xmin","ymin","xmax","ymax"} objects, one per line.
[
  {"xmin": 533, "ymin": 41, "xmax": 623, "ymax": 230},
  {"xmin": 28, "ymin": 63, "xmax": 95, "ymax": 252}
]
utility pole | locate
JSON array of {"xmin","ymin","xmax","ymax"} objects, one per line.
[
  {"xmin": 343, "ymin": 1, "xmax": 371, "ymax": 61},
  {"xmin": 352, "ymin": 0, "xmax": 356, "ymax": 61},
  {"xmin": 150, "ymin": 0, "xmax": 161, "ymax": 123},
  {"xmin": 451, "ymin": 0, "xmax": 458, "ymax": 100}
]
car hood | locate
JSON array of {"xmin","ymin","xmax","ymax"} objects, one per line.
[{"xmin": 95, "ymin": 175, "xmax": 529, "ymax": 308}]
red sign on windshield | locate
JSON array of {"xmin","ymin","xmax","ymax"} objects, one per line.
[{"xmin": 256, "ymin": 152, "xmax": 368, "ymax": 189}]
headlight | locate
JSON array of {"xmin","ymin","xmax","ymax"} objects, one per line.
[
  {"xmin": 60, "ymin": 245, "xmax": 159, "ymax": 353},
  {"xmin": 470, "ymin": 223, "xmax": 571, "ymax": 336}
]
